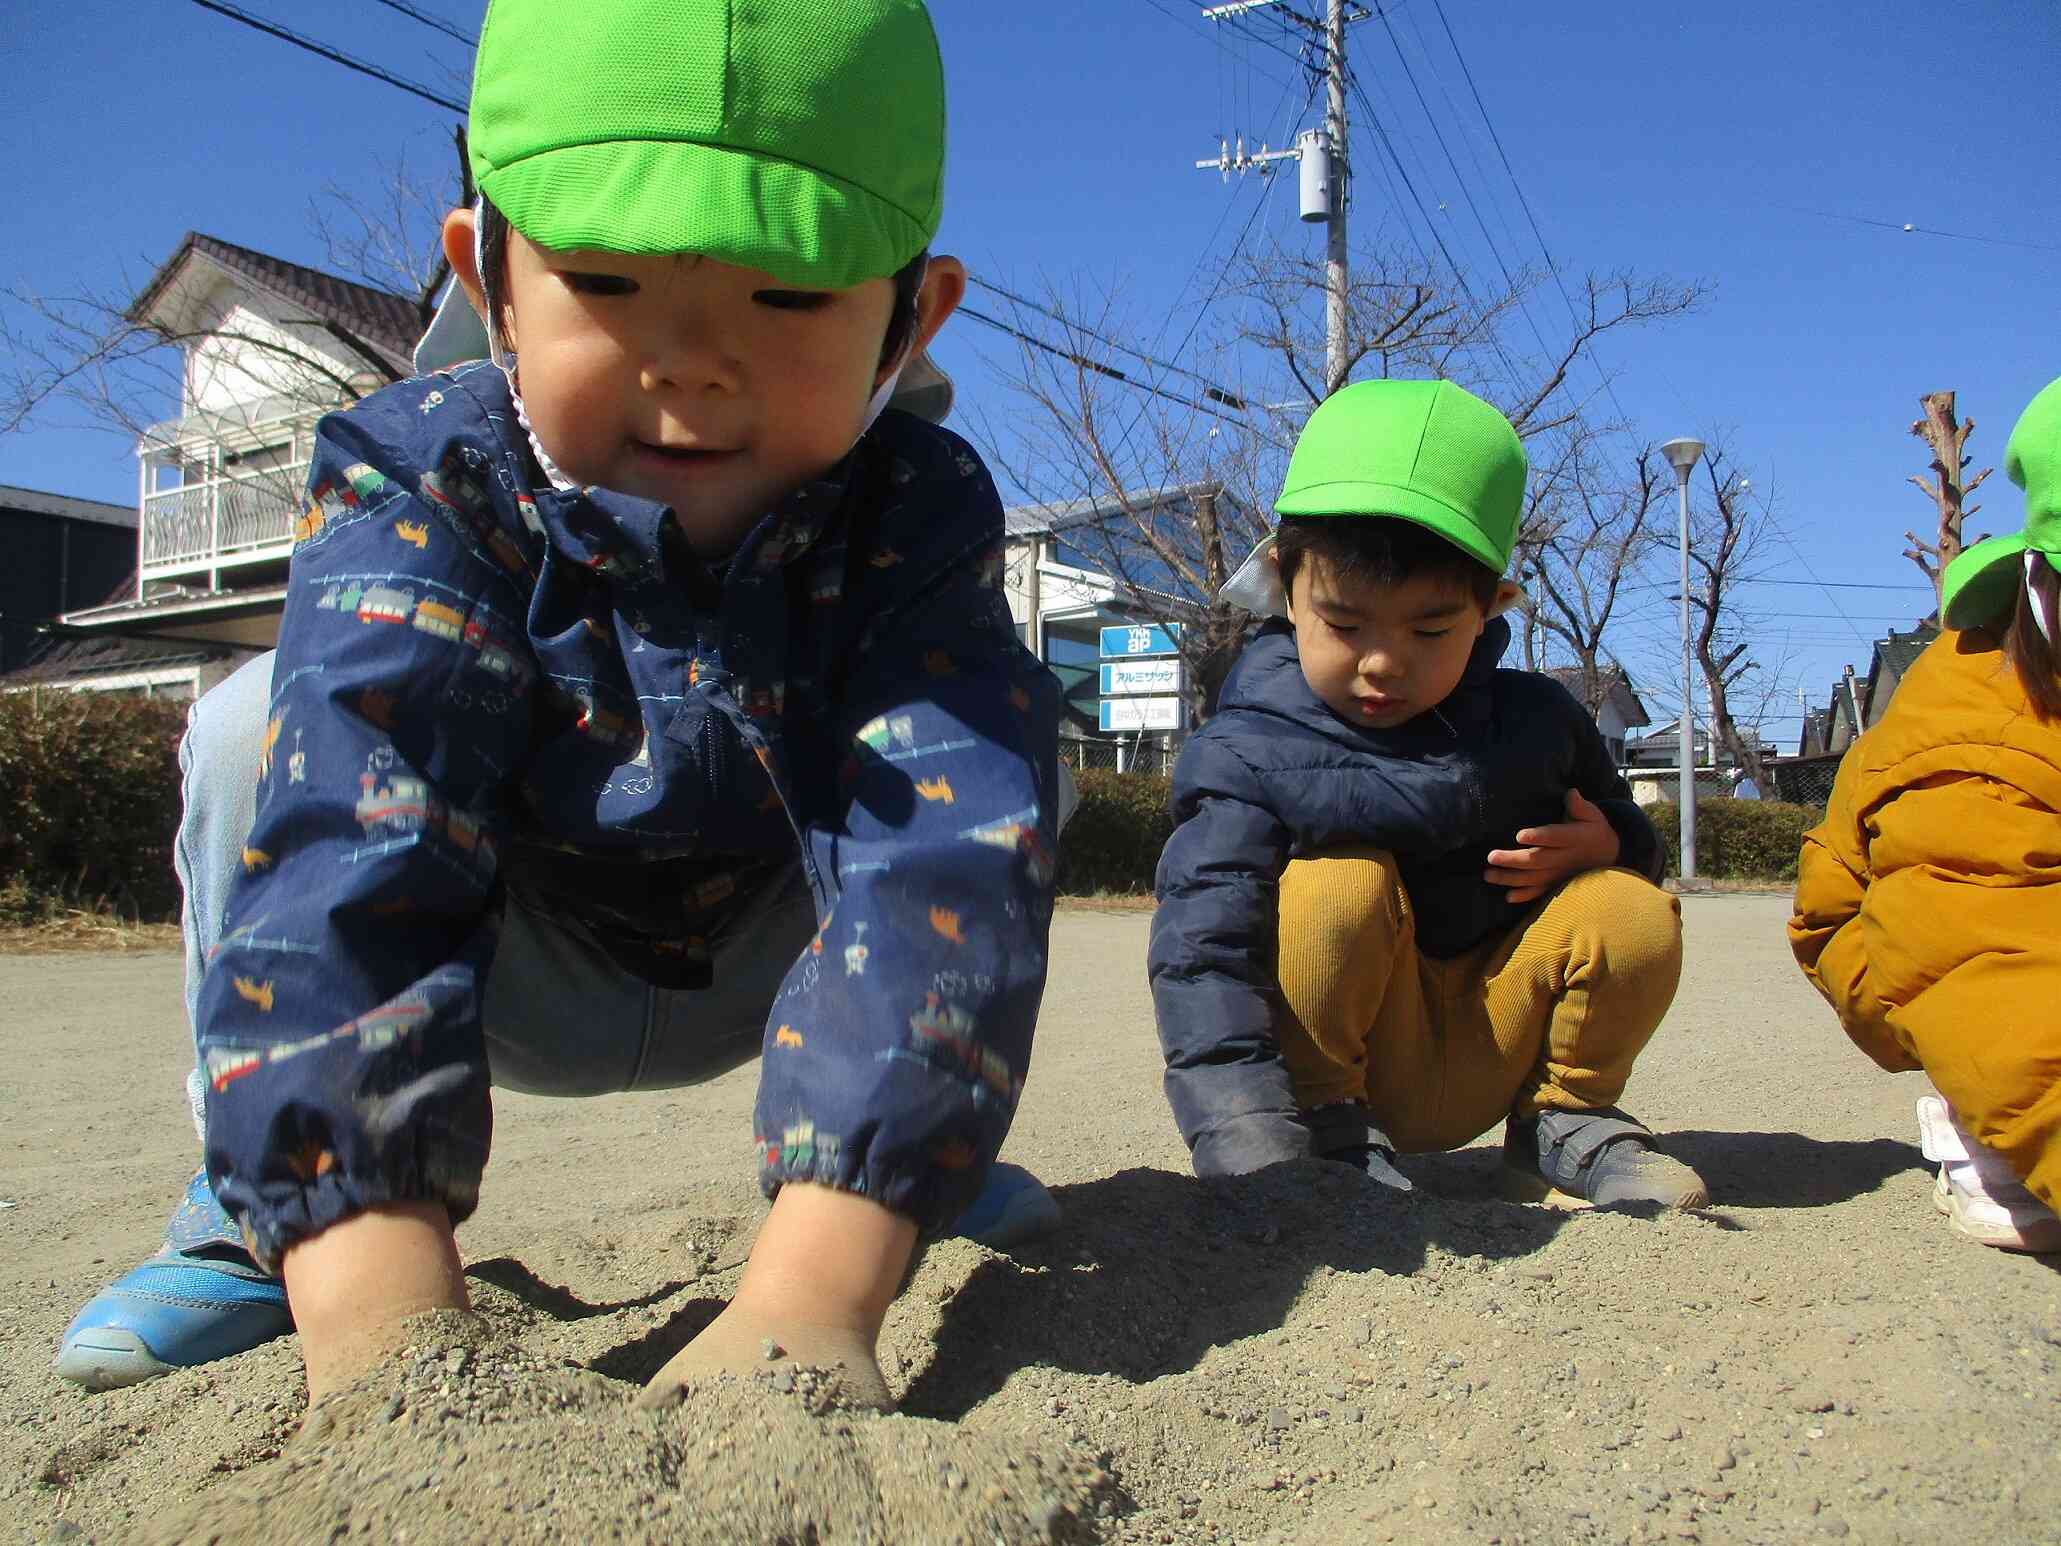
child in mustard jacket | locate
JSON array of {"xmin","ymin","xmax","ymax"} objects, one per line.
[{"xmin": 1791, "ymin": 376, "xmax": 2061, "ymax": 1253}]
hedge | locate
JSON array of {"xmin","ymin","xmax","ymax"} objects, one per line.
[
  {"xmin": 1055, "ymin": 768, "xmax": 1172, "ymax": 895},
  {"xmin": 1646, "ymin": 797, "xmax": 1819, "ymax": 883},
  {"xmin": 0, "ymin": 689, "xmax": 187, "ymax": 924},
  {"xmin": 1050, "ymin": 775, "xmax": 1822, "ymax": 896}
]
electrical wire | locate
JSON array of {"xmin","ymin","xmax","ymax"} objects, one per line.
[
  {"xmin": 188, "ymin": 0, "xmax": 465, "ymax": 112},
  {"xmin": 1783, "ymin": 205, "xmax": 2061, "ymax": 256},
  {"xmin": 956, "ymin": 305, "xmax": 1251, "ymax": 425},
  {"xmin": 366, "ymin": 0, "xmax": 476, "ymax": 47},
  {"xmin": 1412, "ymin": 0, "xmax": 1637, "ymax": 426},
  {"xmin": 1343, "ymin": 65, "xmax": 1531, "ymax": 396},
  {"xmin": 965, "ymin": 277, "xmax": 1250, "ymax": 403}
]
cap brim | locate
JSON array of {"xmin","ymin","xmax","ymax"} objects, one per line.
[
  {"xmin": 414, "ymin": 281, "xmax": 490, "ymax": 375},
  {"xmin": 1942, "ymin": 532, "xmax": 2033, "ymax": 629},
  {"xmin": 481, "ymin": 141, "xmax": 931, "ymax": 293},
  {"xmin": 1273, "ymin": 480, "xmax": 1511, "ymax": 574}
]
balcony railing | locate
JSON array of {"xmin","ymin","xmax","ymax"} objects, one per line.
[{"xmin": 139, "ymin": 459, "xmax": 310, "ymax": 582}]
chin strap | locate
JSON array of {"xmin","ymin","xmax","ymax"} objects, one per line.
[{"xmin": 2028, "ymin": 552, "xmax": 2057, "ymax": 646}]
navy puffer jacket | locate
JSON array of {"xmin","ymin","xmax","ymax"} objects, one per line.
[{"xmin": 1147, "ymin": 615, "xmax": 1663, "ymax": 1176}]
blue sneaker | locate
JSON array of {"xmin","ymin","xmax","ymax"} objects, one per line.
[
  {"xmin": 53, "ymin": 1172, "xmax": 291, "ymax": 1390},
  {"xmin": 949, "ymin": 1162, "xmax": 1061, "ymax": 1249}
]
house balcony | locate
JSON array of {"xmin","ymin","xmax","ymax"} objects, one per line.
[{"xmin": 139, "ymin": 458, "xmax": 310, "ymax": 586}]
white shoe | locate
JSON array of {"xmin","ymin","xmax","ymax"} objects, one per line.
[{"xmin": 1916, "ymin": 1096, "xmax": 2061, "ymax": 1253}]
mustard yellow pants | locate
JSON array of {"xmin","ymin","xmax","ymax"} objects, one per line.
[{"xmin": 1276, "ymin": 850, "xmax": 1683, "ymax": 1153}]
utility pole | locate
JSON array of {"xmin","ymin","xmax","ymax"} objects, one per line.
[
  {"xmin": 1321, "ymin": 0, "xmax": 1349, "ymax": 396},
  {"xmin": 1192, "ymin": 0, "xmax": 1366, "ymax": 396}
]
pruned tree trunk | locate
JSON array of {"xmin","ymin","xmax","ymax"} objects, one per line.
[{"xmin": 1905, "ymin": 390, "xmax": 1992, "ymax": 608}]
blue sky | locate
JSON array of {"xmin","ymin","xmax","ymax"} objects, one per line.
[{"xmin": 6, "ymin": 0, "xmax": 2057, "ymax": 737}]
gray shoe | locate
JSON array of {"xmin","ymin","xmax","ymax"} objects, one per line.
[{"xmin": 1500, "ymin": 1108, "xmax": 1708, "ymax": 1211}]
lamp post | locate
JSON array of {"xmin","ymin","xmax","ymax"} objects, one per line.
[{"xmin": 1660, "ymin": 437, "xmax": 1705, "ymax": 881}]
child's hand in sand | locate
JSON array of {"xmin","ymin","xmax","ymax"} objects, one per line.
[
  {"xmin": 633, "ymin": 1183, "xmax": 915, "ymax": 1413},
  {"xmin": 282, "ymin": 1201, "xmax": 470, "ymax": 1404}
]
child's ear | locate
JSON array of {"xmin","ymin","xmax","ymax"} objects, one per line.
[
  {"xmin": 897, "ymin": 254, "xmax": 967, "ymax": 371},
  {"xmin": 1486, "ymin": 579, "xmax": 1525, "ymax": 619}
]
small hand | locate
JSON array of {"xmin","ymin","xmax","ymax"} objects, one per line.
[
  {"xmin": 632, "ymin": 1181, "xmax": 913, "ymax": 1414},
  {"xmin": 633, "ymin": 1300, "xmax": 894, "ymax": 1413},
  {"xmin": 1484, "ymin": 788, "xmax": 1621, "ymax": 905}
]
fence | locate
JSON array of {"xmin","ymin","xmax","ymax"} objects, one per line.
[
  {"xmin": 1059, "ymin": 737, "xmax": 1175, "ymax": 776},
  {"xmin": 1760, "ymin": 755, "xmax": 1841, "ymax": 809}
]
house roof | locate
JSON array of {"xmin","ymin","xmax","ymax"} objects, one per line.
[
  {"xmin": 1004, "ymin": 482, "xmax": 1226, "ymax": 541},
  {"xmin": 127, "ymin": 232, "xmax": 424, "ymax": 379},
  {"xmin": 0, "ymin": 483, "xmax": 136, "ymax": 530},
  {"xmin": 0, "ymin": 630, "xmax": 228, "ymax": 687},
  {"xmin": 1870, "ymin": 625, "xmax": 1937, "ymax": 686},
  {"xmin": 1543, "ymin": 665, "xmax": 1650, "ymax": 729}
]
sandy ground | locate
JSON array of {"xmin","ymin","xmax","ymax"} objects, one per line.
[{"xmin": 3, "ymin": 895, "xmax": 2059, "ymax": 1544}]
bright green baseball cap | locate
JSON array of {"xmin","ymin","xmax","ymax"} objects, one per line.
[
  {"xmin": 467, "ymin": 0, "xmax": 945, "ymax": 291},
  {"xmin": 1275, "ymin": 378, "xmax": 1526, "ymax": 573},
  {"xmin": 1942, "ymin": 375, "xmax": 2061, "ymax": 630}
]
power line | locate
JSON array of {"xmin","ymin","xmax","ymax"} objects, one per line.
[
  {"xmin": 1413, "ymin": 0, "xmax": 1637, "ymax": 427},
  {"xmin": 1783, "ymin": 205, "xmax": 2061, "ymax": 257},
  {"xmin": 1138, "ymin": 0, "xmax": 1298, "ymax": 95},
  {"xmin": 1620, "ymin": 576, "xmax": 1932, "ymax": 593},
  {"xmin": 956, "ymin": 304, "xmax": 1250, "ymax": 423},
  {"xmin": 1371, "ymin": 4, "xmax": 1550, "ymax": 365},
  {"xmin": 188, "ymin": 0, "xmax": 465, "ymax": 112},
  {"xmin": 367, "ymin": 0, "xmax": 476, "ymax": 47},
  {"xmin": 1343, "ymin": 65, "xmax": 1530, "ymax": 394},
  {"xmin": 965, "ymin": 276, "xmax": 1250, "ymax": 403}
]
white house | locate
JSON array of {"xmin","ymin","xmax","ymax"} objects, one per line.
[{"xmin": 46, "ymin": 233, "xmax": 421, "ymax": 697}]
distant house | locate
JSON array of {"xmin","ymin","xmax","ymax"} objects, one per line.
[
  {"xmin": 1795, "ymin": 623, "xmax": 1939, "ymax": 755},
  {"xmin": 1543, "ymin": 666, "xmax": 1650, "ymax": 764},
  {"xmin": 35, "ymin": 233, "xmax": 422, "ymax": 696},
  {"xmin": 0, "ymin": 485, "xmax": 137, "ymax": 683}
]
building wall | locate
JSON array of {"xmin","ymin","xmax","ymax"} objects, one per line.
[
  {"xmin": 0, "ymin": 509, "xmax": 136, "ymax": 674},
  {"xmin": 182, "ymin": 283, "xmax": 378, "ymax": 422}
]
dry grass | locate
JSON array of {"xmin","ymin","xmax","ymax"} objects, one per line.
[
  {"xmin": 0, "ymin": 912, "xmax": 181, "ymax": 955},
  {"xmin": 1056, "ymin": 892, "xmax": 1155, "ymax": 913}
]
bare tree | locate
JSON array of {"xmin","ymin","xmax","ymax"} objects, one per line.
[
  {"xmin": 974, "ymin": 237, "xmax": 1707, "ymax": 720},
  {"xmin": 1682, "ymin": 444, "xmax": 1777, "ymax": 790},
  {"xmin": 1509, "ymin": 429, "xmax": 1665, "ymax": 712},
  {"xmin": 1904, "ymin": 389, "xmax": 1991, "ymax": 607},
  {"xmin": 0, "ymin": 134, "xmax": 463, "ymax": 453}
]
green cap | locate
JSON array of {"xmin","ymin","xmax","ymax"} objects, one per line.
[
  {"xmin": 468, "ymin": 0, "xmax": 945, "ymax": 291},
  {"xmin": 1275, "ymin": 378, "xmax": 1526, "ymax": 573},
  {"xmin": 1941, "ymin": 375, "xmax": 2061, "ymax": 629}
]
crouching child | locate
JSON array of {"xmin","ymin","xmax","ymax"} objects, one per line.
[{"xmin": 1148, "ymin": 380, "xmax": 1704, "ymax": 1210}]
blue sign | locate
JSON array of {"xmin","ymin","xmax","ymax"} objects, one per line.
[{"xmin": 1099, "ymin": 622, "xmax": 1182, "ymax": 659}]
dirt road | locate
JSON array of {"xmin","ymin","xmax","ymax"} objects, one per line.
[{"xmin": 3, "ymin": 896, "xmax": 2057, "ymax": 1543}]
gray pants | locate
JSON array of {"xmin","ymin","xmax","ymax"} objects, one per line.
[{"xmin": 177, "ymin": 653, "xmax": 817, "ymax": 1138}]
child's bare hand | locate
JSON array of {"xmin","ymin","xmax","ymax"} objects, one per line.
[
  {"xmin": 633, "ymin": 1302, "xmax": 893, "ymax": 1413},
  {"xmin": 633, "ymin": 1181, "xmax": 914, "ymax": 1414},
  {"xmin": 1485, "ymin": 788, "xmax": 1621, "ymax": 904}
]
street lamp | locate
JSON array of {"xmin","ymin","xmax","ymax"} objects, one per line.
[{"xmin": 1660, "ymin": 437, "xmax": 1705, "ymax": 882}]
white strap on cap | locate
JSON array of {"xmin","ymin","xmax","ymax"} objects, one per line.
[{"xmin": 2029, "ymin": 551, "xmax": 2057, "ymax": 646}]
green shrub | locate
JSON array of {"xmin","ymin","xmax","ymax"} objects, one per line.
[
  {"xmin": 1056, "ymin": 768, "xmax": 1172, "ymax": 895},
  {"xmin": 1646, "ymin": 797, "xmax": 1818, "ymax": 883},
  {"xmin": 0, "ymin": 689, "xmax": 187, "ymax": 923}
]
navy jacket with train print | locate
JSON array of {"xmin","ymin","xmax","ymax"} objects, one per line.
[
  {"xmin": 1147, "ymin": 616, "xmax": 1663, "ymax": 1178},
  {"xmin": 198, "ymin": 362, "xmax": 1060, "ymax": 1268}
]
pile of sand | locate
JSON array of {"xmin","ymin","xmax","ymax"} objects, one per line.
[{"xmin": 135, "ymin": 1312, "xmax": 1117, "ymax": 1546}]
